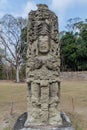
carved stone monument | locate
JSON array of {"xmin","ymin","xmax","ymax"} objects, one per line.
[
  {"xmin": 13, "ymin": 4, "xmax": 75, "ymax": 130},
  {"xmin": 26, "ymin": 4, "xmax": 61, "ymax": 126}
]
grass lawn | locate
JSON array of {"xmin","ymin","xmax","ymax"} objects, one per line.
[
  {"xmin": 61, "ymin": 80, "xmax": 87, "ymax": 130},
  {"xmin": 0, "ymin": 80, "xmax": 87, "ymax": 130}
]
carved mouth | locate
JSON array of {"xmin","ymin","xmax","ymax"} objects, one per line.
[{"xmin": 40, "ymin": 46, "xmax": 46, "ymax": 50}]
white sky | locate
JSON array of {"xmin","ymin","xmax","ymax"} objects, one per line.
[{"xmin": 0, "ymin": 0, "xmax": 87, "ymax": 31}]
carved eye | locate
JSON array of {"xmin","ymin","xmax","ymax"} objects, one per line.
[
  {"xmin": 34, "ymin": 49, "xmax": 36, "ymax": 54},
  {"xmin": 57, "ymin": 48, "xmax": 58, "ymax": 51}
]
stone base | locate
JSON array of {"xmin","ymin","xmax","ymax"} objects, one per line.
[
  {"xmin": 13, "ymin": 112, "xmax": 75, "ymax": 130},
  {"xmin": 20, "ymin": 126, "xmax": 74, "ymax": 130}
]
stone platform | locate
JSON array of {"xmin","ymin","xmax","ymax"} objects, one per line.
[
  {"xmin": 13, "ymin": 112, "xmax": 75, "ymax": 130},
  {"xmin": 21, "ymin": 127, "xmax": 74, "ymax": 130}
]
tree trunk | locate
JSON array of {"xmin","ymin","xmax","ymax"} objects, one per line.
[
  {"xmin": 16, "ymin": 65, "xmax": 20, "ymax": 82},
  {"xmin": 6, "ymin": 68, "xmax": 9, "ymax": 80}
]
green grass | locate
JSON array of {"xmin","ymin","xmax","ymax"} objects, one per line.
[
  {"xmin": 61, "ymin": 80, "xmax": 87, "ymax": 130},
  {"xmin": 3, "ymin": 127, "xmax": 11, "ymax": 130},
  {"xmin": 75, "ymin": 124, "xmax": 83, "ymax": 130}
]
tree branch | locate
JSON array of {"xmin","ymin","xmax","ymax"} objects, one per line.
[{"xmin": 0, "ymin": 35, "xmax": 16, "ymax": 60}]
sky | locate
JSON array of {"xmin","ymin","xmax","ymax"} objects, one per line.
[{"xmin": 0, "ymin": 0, "xmax": 87, "ymax": 31}]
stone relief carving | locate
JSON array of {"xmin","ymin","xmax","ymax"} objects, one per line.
[{"xmin": 26, "ymin": 4, "xmax": 62, "ymax": 126}]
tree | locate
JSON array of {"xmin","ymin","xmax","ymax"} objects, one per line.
[
  {"xmin": 19, "ymin": 26, "xmax": 27, "ymax": 62},
  {"xmin": 0, "ymin": 14, "xmax": 27, "ymax": 82},
  {"xmin": 65, "ymin": 17, "xmax": 81, "ymax": 34},
  {"xmin": 60, "ymin": 18, "xmax": 87, "ymax": 71},
  {"xmin": 60, "ymin": 32, "xmax": 78, "ymax": 71},
  {"xmin": 0, "ymin": 55, "xmax": 3, "ymax": 79}
]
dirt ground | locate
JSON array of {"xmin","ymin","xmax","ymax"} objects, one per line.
[{"xmin": 0, "ymin": 79, "xmax": 87, "ymax": 130}]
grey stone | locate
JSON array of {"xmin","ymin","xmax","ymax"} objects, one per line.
[
  {"xmin": 26, "ymin": 4, "xmax": 61, "ymax": 126},
  {"xmin": 20, "ymin": 127, "xmax": 74, "ymax": 130},
  {"xmin": 13, "ymin": 112, "xmax": 75, "ymax": 130},
  {"xmin": 13, "ymin": 113, "xmax": 27, "ymax": 130}
]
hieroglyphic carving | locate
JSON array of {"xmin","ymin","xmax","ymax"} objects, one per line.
[{"xmin": 26, "ymin": 4, "xmax": 62, "ymax": 126}]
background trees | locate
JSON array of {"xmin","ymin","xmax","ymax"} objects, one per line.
[
  {"xmin": 0, "ymin": 14, "xmax": 27, "ymax": 82},
  {"xmin": 60, "ymin": 18, "xmax": 87, "ymax": 71}
]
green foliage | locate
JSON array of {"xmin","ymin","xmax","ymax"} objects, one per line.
[
  {"xmin": 80, "ymin": 30, "xmax": 87, "ymax": 42},
  {"xmin": 60, "ymin": 32, "xmax": 77, "ymax": 70},
  {"xmin": 21, "ymin": 26, "xmax": 27, "ymax": 42},
  {"xmin": 19, "ymin": 26, "xmax": 27, "ymax": 61},
  {"xmin": 20, "ymin": 64, "xmax": 26, "ymax": 80},
  {"xmin": 60, "ymin": 18, "xmax": 87, "ymax": 71},
  {"xmin": 75, "ymin": 124, "xmax": 83, "ymax": 130}
]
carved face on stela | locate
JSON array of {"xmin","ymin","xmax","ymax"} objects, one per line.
[
  {"xmin": 37, "ymin": 22, "xmax": 50, "ymax": 54},
  {"xmin": 38, "ymin": 35, "xmax": 50, "ymax": 54}
]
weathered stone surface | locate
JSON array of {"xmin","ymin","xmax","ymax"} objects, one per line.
[
  {"xmin": 20, "ymin": 127, "xmax": 75, "ymax": 130},
  {"xmin": 13, "ymin": 112, "xmax": 75, "ymax": 130},
  {"xmin": 26, "ymin": 4, "xmax": 61, "ymax": 126}
]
